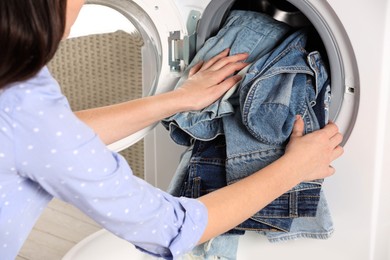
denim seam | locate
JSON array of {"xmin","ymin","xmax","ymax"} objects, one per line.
[
  {"xmin": 191, "ymin": 158, "xmax": 226, "ymax": 166},
  {"xmin": 287, "ymin": 187, "xmax": 322, "ymax": 192},
  {"xmin": 235, "ymin": 226, "xmax": 288, "ymax": 232},
  {"xmin": 307, "ymin": 52, "xmax": 321, "ymax": 97},
  {"xmin": 241, "ymin": 55, "xmax": 310, "ymax": 94},
  {"xmin": 168, "ymin": 122, "xmax": 225, "ymax": 144},
  {"xmin": 193, "ymin": 177, "xmax": 201, "ymax": 198},
  {"xmin": 267, "ymin": 229, "xmax": 334, "ymax": 243},
  {"xmin": 251, "ymin": 213, "xmax": 319, "ymax": 219},
  {"xmin": 256, "ymin": 67, "xmax": 314, "ymax": 81},
  {"xmin": 239, "ymin": 40, "xmax": 309, "ymax": 90},
  {"xmin": 290, "ymin": 192, "xmax": 298, "ymax": 217},
  {"xmin": 256, "ymin": 44, "xmax": 307, "ymax": 76},
  {"xmin": 240, "ymin": 219, "xmax": 290, "ymax": 232},
  {"xmin": 226, "ymin": 148, "xmax": 284, "ymax": 161}
]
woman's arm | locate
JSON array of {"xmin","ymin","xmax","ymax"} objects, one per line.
[
  {"xmin": 75, "ymin": 49, "xmax": 249, "ymax": 145},
  {"xmin": 197, "ymin": 116, "xmax": 344, "ymax": 243}
]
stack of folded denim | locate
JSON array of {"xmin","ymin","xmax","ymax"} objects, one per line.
[{"xmin": 162, "ymin": 10, "xmax": 333, "ymax": 260}]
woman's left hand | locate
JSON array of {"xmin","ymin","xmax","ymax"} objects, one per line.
[{"xmin": 175, "ymin": 49, "xmax": 249, "ymax": 111}]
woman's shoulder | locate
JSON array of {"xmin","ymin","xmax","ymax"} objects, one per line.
[
  {"xmin": 0, "ymin": 66, "xmax": 67, "ymax": 113},
  {"xmin": 5, "ymin": 66, "xmax": 61, "ymax": 94}
]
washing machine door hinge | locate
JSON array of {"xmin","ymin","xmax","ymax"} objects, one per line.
[{"xmin": 168, "ymin": 10, "xmax": 201, "ymax": 72}]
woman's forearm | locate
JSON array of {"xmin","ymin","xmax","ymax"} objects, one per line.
[
  {"xmin": 75, "ymin": 91, "xmax": 186, "ymax": 145},
  {"xmin": 197, "ymin": 155, "xmax": 299, "ymax": 244}
]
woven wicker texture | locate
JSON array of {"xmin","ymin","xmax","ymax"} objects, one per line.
[{"xmin": 48, "ymin": 30, "xmax": 145, "ymax": 178}]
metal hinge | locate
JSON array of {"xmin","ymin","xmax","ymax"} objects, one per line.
[{"xmin": 168, "ymin": 10, "xmax": 201, "ymax": 72}]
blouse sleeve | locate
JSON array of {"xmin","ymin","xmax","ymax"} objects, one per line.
[{"xmin": 10, "ymin": 69, "xmax": 208, "ymax": 259}]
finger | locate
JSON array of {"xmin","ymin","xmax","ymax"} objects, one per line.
[
  {"xmin": 291, "ymin": 115, "xmax": 304, "ymax": 137},
  {"xmin": 322, "ymin": 122, "xmax": 339, "ymax": 137},
  {"xmin": 210, "ymin": 61, "xmax": 249, "ymax": 83},
  {"xmin": 327, "ymin": 165, "xmax": 336, "ymax": 176},
  {"xmin": 199, "ymin": 49, "xmax": 230, "ymax": 71},
  {"xmin": 188, "ymin": 61, "xmax": 204, "ymax": 77},
  {"xmin": 215, "ymin": 74, "xmax": 243, "ymax": 93},
  {"xmin": 330, "ymin": 132, "xmax": 343, "ymax": 148},
  {"xmin": 207, "ymin": 53, "xmax": 249, "ymax": 72},
  {"xmin": 331, "ymin": 145, "xmax": 344, "ymax": 161}
]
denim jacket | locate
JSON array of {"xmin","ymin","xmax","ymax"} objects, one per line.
[
  {"xmin": 224, "ymin": 29, "xmax": 328, "ymax": 183},
  {"xmin": 162, "ymin": 10, "xmax": 291, "ymax": 145}
]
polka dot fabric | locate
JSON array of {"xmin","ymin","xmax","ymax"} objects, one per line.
[{"xmin": 0, "ymin": 67, "xmax": 208, "ymax": 259}]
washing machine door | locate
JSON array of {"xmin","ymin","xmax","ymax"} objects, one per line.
[{"xmin": 60, "ymin": 0, "xmax": 201, "ymax": 152}]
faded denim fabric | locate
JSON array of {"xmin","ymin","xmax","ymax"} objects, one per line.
[
  {"xmin": 313, "ymin": 81, "xmax": 331, "ymax": 129},
  {"xmin": 162, "ymin": 10, "xmax": 291, "ymax": 146},
  {"xmin": 165, "ymin": 28, "xmax": 333, "ymax": 259}
]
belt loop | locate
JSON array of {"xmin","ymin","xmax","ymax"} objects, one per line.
[
  {"xmin": 307, "ymin": 51, "xmax": 320, "ymax": 98},
  {"xmin": 289, "ymin": 191, "xmax": 299, "ymax": 217}
]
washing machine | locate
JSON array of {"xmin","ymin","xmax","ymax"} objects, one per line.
[{"xmin": 62, "ymin": 0, "xmax": 390, "ymax": 259}]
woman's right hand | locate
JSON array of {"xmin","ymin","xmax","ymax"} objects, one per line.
[{"xmin": 284, "ymin": 115, "xmax": 344, "ymax": 182}]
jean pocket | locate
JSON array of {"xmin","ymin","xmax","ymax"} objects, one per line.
[{"xmin": 241, "ymin": 72, "xmax": 310, "ymax": 145}]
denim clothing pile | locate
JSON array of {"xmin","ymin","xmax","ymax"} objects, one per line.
[{"xmin": 163, "ymin": 10, "xmax": 333, "ymax": 260}]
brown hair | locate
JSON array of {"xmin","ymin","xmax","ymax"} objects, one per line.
[{"xmin": 0, "ymin": 0, "xmax": 67, "ymax": 89}]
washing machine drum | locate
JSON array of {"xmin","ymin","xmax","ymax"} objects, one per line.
[{"xmin": 195, "ymin": 0, "xmax": 359, "ymax": 145}]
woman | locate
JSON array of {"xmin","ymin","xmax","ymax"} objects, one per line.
[{"xmin": 0, "ymin": 0, "xmax": 343, "ymax": 259}]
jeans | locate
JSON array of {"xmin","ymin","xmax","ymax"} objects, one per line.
[{"xmin": 162, "ymin": 10, "xmax": 291, "ymax": 146}]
